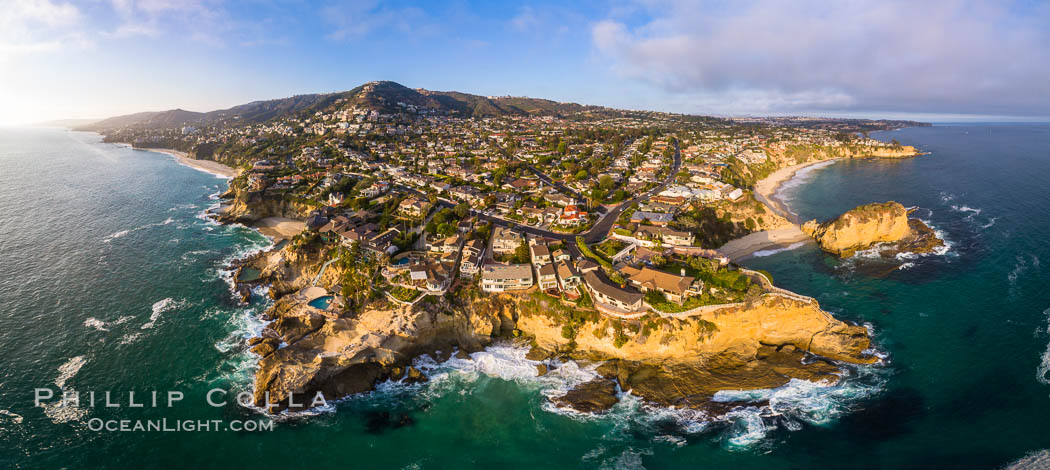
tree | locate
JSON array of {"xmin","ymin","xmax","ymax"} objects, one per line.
[
  {"xmin": 454, "ymin": 202, "xmax": 469, "ymax": 219},
  {"xmin": 513, "ymin": 238, "xmax": 530, "ymax": 264},
  {"xmin": 598, "ymin": 175, "xmax": 614, "ymax": 191},
  {"xmin": 574, "ymin": 169, "xmax": 588, "ymax": 181}
]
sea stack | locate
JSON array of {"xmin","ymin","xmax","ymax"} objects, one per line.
[{"xmin": 802, "ymin": 201, "xmax": 941, "ymax": 257}]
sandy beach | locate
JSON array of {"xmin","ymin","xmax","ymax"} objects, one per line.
[
  {"xmin": 717, "ymin": 159, "xmax": 839, "ymax": 261},
  {"xmin": 148, "ymin": 148, "xmax": 238, "ymax": 179},
  {"xmin": 254, "ymin": 217, "xmax": 306, "ymax": 241},
  {"xmin": 753, "ymin": 159, "xmax": 839, "ymax": 222}
]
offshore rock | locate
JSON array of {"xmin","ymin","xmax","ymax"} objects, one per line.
[
  {"xmin": 550, "ymin": 379, "xmax": 619, "ymax": 413},
  {"xmin": 803, "ymin": 201, "xmax": 944, "ymax": 257}
]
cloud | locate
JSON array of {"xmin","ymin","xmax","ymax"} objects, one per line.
[
  {"xmin": 0, "ymin": 0, "xmax": 90, "ymax": 60},
  {"xmin": 510, "ymin": 6, "xmax": 539, "ymax": 32},
  {"xmin": 322, "ymin": 0, "xmax": 426, "ymax": 40},
  {"xmin": 591, "ymin": 0, "xmax": 1050, "ymax": 116}
]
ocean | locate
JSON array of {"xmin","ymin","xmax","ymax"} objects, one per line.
[{"xmin": 0, "ymin": 125, "xmax": 1048, "ymax": 469}]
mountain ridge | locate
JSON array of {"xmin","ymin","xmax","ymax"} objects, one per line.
[{"xmin": 75, "ymin": 81, "xmax": 601, "ymax": 132}]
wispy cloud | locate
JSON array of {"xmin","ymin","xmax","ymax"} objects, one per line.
[
  {"xmin": 0, "ymin": 0, "xmax": 91, "ymax": 60},
  {"xmin": 322, "ymin": 0, "xmax": 427, "ymax": 40},
  {"xmin": 592, "ymin": 0, "xmax": 1050, "ymax": 116}
]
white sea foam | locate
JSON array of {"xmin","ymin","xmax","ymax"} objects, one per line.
[
  {"xmin": 0, "ymin": 409, "xmax": 23, "ymax": 425},
  {"xmin": 407, "ymin": 342, "xmax": 887, "ymax": 449},
  {"xmin": 120, "ymin": 333, "xmax": 144, "ymax": 345},
  {"xmin": 83, "ymin": 317, "xmax": 108, "ymax": 331},
  {"xmin": 55, "ymin": 356, "xmax": 87, "ymax": 389},
  {"xmin": 101, "ymin": 229, "xmax": 130, "ymax": 242},
  {"xmin": 597, "ymin": 447, "xmax": 653, "ymax": 470},
  {"xmin": 1036, "ymin": 308, "xmax": 1050, "ymax": 386},
  {"xmin": 46, "ymin": 356, "xmax": 92, "ymax": 422},
  {"xmin": 411, "ymin": 344, "xmax": 599, "ymax": 407},
  {"xmin": 142, "ymin": 297, "xmax": 183, "ymax": 329},
  {"xmin": 951, "ymin": 204, "xmax": 982, "ymax": 216},
  {"xmin": 102, "ymin": 217, "xmax": 176, "ymax": 243},
  {"xmin": 775, "ymin": 160, "xmax": 836, "ymax": 202},
  {"xmin": 1008, "ymin": 255, "xmax": 1036, "ymax": 294},
  {"xmin": 750, "ymin": 241, "xmax": 807, "ymax": 258},
  {"xmin": 846, "ymin": 218, "xmax": 953, "ymax": 266},
  {"xmin": 1005, "ymin": 449, "xmax": 1050, "ymax": 469}
]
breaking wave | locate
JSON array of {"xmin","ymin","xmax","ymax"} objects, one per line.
[
  {"xmin": 1036, "ymin": 308, "xmax": 1050, "ymax": 386},
  {"xmin": 142, "ymin": 297, "xmax": 184, "ymax": 329},
  {"xmin": 751, "ymin": 241, "xmax": 807, "ymax": 258},
  {"xmin": 344, "ymin": 342, "xmax": 891, "ymax": 450},
  {"xmin": 101, "ymin": 217, "xmax": 176, "ymax": 243},
  {"xmin": 1005, "ymin": 449, "xmax": 1050, "ymax": 469}
]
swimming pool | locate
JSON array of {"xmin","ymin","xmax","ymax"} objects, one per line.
[{"xmin": 308, "ymin": 295, "xmax": 333, "ymax": 309}]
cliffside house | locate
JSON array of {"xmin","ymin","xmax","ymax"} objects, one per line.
[
  {"xmin": 409, "ymin": 261, "xmax": 453, "ymax": 292},
  {"xmin": 529, "ymin": 242, "xmax": 552, "ymax": 266},
  {"xmin": 583, "ymin": 271, "xmax": 644, "ymax": 314},
  {"xmin": 621, "ymin": 266, "xmax": 701, "ymax": 304},
  {"xmin": 555, "ymin": 261, "xmax": 582, "ymax": 291},
  {"xmin": 459, "ymin": 239, "xmax": 485, "ymax": 276},
  {"xmin": 536, "ymin": 263, "xmax": 558, "ymax": 291},
  {"xmin": 480, "ymin": 264, "xmax": 534, "ymax": 293},
  {"xmin": 633, "ymin": 225, "xmax": 695, "ymax": 247}
]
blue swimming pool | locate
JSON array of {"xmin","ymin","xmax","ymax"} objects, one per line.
[{"xmin": 308, "ymin": 295, "xmax": 333, "ymax": 309}]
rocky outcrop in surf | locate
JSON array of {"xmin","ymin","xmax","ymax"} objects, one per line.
[
  {"xmin": 802, "ymin": 201, "xmax": 943, "ymax": 257},
  {"xmin": 241, "ymin": 242, "xmax": 877, "ymax": 415},
  {"xmin": 215, "ymin": 184, "xmax": 313, "ymax": 224}
]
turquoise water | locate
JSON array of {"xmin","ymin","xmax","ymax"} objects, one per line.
[
  {"xmin": 308, "ymin": 296, "xmax": 334, "ymax": 310},
  {"xmin": 1, "ymin": 125, "xmax": 1048, "ymax": 469}
]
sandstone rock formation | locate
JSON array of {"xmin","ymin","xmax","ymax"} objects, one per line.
[
  {"xmin": 802, "ymin": 201, "xmax": 944, "ymax": 258},
  {"xmin": 803, "ymin": 201, "xmax": 911, "ymax": 257}
]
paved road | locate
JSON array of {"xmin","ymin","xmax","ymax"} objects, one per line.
[
  {"xmin": 580, "ymin": 140, "xmax": 682, "ymax": 244},
  {"xmin": 520, "ymin": 162, "xmax": 586, "ymax": 204},
  {"xmin": 392, "ymin": 139, "xmax": 682, "ymax": 249}
]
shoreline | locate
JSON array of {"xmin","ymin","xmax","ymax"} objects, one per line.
[
  {"xmin": 253, "ymin": 217, "xmax": 306, "ymax": 242},
  {"xmin": 142, "ymin": 147, "xmax": 239, "ymax": 179},
  {"xmin": 718, "ymin": 159, "xmax": 840, "ymax": 261},
  {"xmin": 754, "ymin": 159, "xmax": 840, "ymax": 223}
]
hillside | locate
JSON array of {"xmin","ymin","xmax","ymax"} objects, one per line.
[{"xmin": 76, "ymin": 81, "xmax": 602, "ymax": 132}]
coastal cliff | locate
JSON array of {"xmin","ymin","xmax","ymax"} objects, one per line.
[
  {"xmin": 802, "ymin": 201, "xmax": 943, "ymax": 257},
  {"xmin": 242, "ymin": 241, "xmax": 876, "ymax": 414},
  {"xmin": 216, "ymin": 185, "xmax": 314, "ymax": 224}
]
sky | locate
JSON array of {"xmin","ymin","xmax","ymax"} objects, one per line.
[{"xmin": 2, "ymin": 0, "xmax": 1049, "ymax": 125}]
